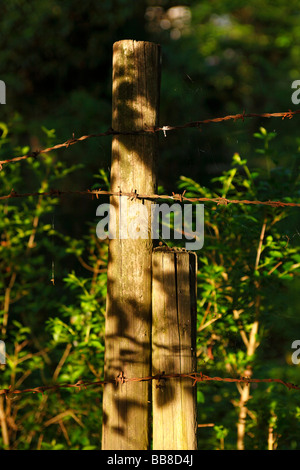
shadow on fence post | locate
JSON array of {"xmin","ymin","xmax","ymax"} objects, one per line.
[
  {"xmin": 101, "ymin": 40, "xmax": 161, "ymax": 450},
  {"xmin": 152, "ymin": 248, "xmax": 198, "ymax": 450}
]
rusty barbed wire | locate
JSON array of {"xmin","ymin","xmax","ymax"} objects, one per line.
[
  {"xmin": 0, "ymin": 371, "xmax": 299, "ymax": 398},
  {"xmin": 0, "ymin": 108, "xmax": 299, "ymax": 169},
  {"xmin": 0, "ymin": 187, "xmax": 299, "ymax": 209}
]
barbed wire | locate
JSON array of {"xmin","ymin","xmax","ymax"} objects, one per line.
[
  {"xmin": 0, "ymin": 188, "xmax": 299, "ymax": 209},
  {"xmin": 1, "ymin": 110, "xmax": 299, "ymax": 414},
  {"xmin": 0, "ymin": 371, "xmax": 299, "ymax": 398},
  {"xmin": 0, "ymin": 108, "xmax": 299, "ymax": 169}
]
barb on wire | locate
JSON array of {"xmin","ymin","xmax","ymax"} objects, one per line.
[
  {"xmin": 0, "ymin": 109, "xmax": 300, "ymax": 168},
  {"xmin": 0, "ymin": 187, "xmax": 299, "ymax": 209},
  {"xmin": 1, "ymin": 371, "xmax": 299, "ymax": 398}
]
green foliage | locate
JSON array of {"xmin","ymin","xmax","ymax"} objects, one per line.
[
  {"xmin": 0, "ymin": 120, "xmax": 107, "ymax": 449},
  {"xmin": 0, "ymin": 120, "xmax": 299, "ymax": 449},
  {"xmin": 177, "ymin": 128, "xmax": 300, "ymax": 449}
]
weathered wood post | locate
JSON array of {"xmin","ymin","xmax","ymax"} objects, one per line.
[
  {"xmin": 152, "ymin": 248, "xmax": 198, "ymax": 450},
  {"xmin": 102, "ymin": 40, "xmax": 161, "ymax": 450}
]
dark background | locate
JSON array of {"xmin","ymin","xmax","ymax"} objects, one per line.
[{"xmin": 2, "ymin": 0, "xmax": 300, "ymax": 192}]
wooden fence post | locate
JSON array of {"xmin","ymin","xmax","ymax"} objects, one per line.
[
  {"xmin": 102, "ymin": 40, "xmax": 161, "ymax": 450},
  {"xmin": 152, "ymin": 248, "xmax": 198, "ymax": 450}
]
